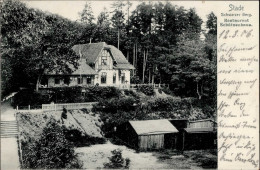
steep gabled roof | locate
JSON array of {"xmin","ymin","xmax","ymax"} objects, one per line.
[
  {"xmin": 72, "ymin": 42, "xmax": 135, "ymax": 70},
  {"xmin": 72, "ymin": 42, "xmax": 105, "ymax": 64},
  {"xmin": 108, "ymin": 45, "xmax": 129, "ymax": 64},
  {"xmin": 45, "ymin": 60, "xmax": 97, "ymax": 75},
  {"xmin": 108, "ymin": 45, "xmax": 135, "ymax": 70},
  {"xmin": 129, "ymin": 119, "xmax": 178, "ymax": 135}
]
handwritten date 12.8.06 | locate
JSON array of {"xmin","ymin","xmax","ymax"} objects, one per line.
[{"xmin": 219, "ymin": 29, "xmax": 253, "ymax": 39}]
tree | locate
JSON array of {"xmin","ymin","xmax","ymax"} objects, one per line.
[
  {"xmin": 206, "ymin": 12, "xmax": 217, "ymax": 35},
  {"xmin": 111, "ymin": 0, "xmax": 126, "ymax": 49},
  {"xmin": 1, "ymin": 0, "xmax": 79, "ymax": 92},
  {"xmin": 22, "ymin": 119, "xmax": 82, "ymax": 169},
  {"xmin": 96, "ymin": 8, "xmax": 111, "ymax": 42},
  {"xmin": 79, "ymin": 2, "xmax": 95, "ymax": 25}
]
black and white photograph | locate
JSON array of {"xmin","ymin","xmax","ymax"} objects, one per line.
[{"xmin": 1, "ymin": 0, "xmax": 218, "ymax": 169}]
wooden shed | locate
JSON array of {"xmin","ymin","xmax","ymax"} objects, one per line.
[
  {"xmin": 116, "ymin": 119, "xmax": 179, "ymax": 151},
  {"xmin": 169, "ymin": 119, "xmax": 189, "ymax": 150},
  {"xmin": 183, "ymin": 119, "xmax": 217, "ymax": 150}
]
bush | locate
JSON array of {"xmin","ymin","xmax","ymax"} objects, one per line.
[
  {"xmin": 63, "ymin": 129, "xmax": 106, "ymax": 147},
  {"xmin": 123, "ymin": 89, "xmax": 139, "ymax": 99},
  {"xmin": 84, "ymin": 86, "xmax": 121, "ymax": 101},
  {"xmin": 104, "ymin": 149, "xmax": 130, "ymax": 169},
  {"xmin": 161, "ymin": 87, "xmax": 173, "ymax": 95},
  {"xmin": 137, "ymin": 85, "xmax": 155, "ymax": 96},
  {"xmin": 12, "ymin": 89, "xmax": 50, "ymax": 107},
  {"xmin": 92, "ymin": 96, "xmax": 138, "ymax": 113},
  {"xmin": 22, "ymin": 119, "xmax": 82, "ymax": 169},
  {"xmin": 12, "ymin": 86, "xmax": 122, "ymax": 108}
]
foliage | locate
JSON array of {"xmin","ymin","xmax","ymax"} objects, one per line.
[
  {"xmin": 63, "ymin": 129, "xmax": 106, "ymax": 147},
  {"xmin": 79, "ymin": 2, "xmax": 95, "ymax": 24},
  {"xmin": 161, "ymin": 87, "xmax": 174, "ymax": 95},
  {"xmin": 123, "ymin": 89, "xmax": 139, "ymax": 98},
  {"xmin": 12, "ymin": 89, "xmax": 49, "ymax": 107},
  {"xmin": 104, "ymin": 149, "xmax": 130, "ymax": 169},
  {"xmin": 2, "ymin": 1, "xmax": 216, "ymax": 120},
  {"xmin": 11, "ymin": 86, "xmax": 121, "ymax": 107},
  {"xmin": 1, "ymin": 0, "xmax": 80, "ymax": 94},
  {"xmin": 22, "ymin": 119, "xmax": 83, "ymax": 169},
  {"xmin": 137, "ymin": 85, "xmax": 155, "ymax": 96},
  {"xmin": 93, "ymin": 96, "xmax": 138, "ymax": 113}
]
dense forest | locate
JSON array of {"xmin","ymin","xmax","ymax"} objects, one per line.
[{"xmin": 1, "ymin": 0, "xmax": 217, "ymax": 112}]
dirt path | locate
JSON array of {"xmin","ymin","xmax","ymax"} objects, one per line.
[{"xmin": 75, "ymin": 141, "xmax": 203, "ymax": 169}]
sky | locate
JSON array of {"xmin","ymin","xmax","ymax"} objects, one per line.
[{"xmin": 24, "ymin": 1, "xmax": 220, "ymax": 25}]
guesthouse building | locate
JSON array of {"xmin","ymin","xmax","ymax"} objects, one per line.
[{"xmin": 40, "ymin": 42, "xmax": 135, "ymax": 89}]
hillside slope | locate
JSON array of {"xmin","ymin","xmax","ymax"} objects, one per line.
[{"xmin": 17, "ymin": 109, "xmax": 103, "ymax": 143}]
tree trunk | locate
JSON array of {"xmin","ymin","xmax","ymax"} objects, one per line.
[
  {"xmin": 36, "ymin": 74, "xmax": 42, "ymax": 92},
  {"xmin": 196, "ymin": 81, "xmax": 202, "ymax": 99},
  {"xmin": 148, "ymin": 68, "xmax": 151, "ymax": 84},
  {"xmin": 118, "ymin": 29, "xmax": 120, "ymax": 49},
  {"xmin": 135, "ymin": 43, "xmax": 138, "ymax": 68},
  {"xmin": 133, "ymin": 44, "xmax": 135, "ymax": 76},
  {"xmin": 142, "ymin": 49, "xmax": 145, "ymax": 83},
  {"xmin": 127, "ymin": 50, "xmax": 129, "ymax": 61},
  {"xmin": 152, "ymin": 65, "xmax": 155, "ymax": 84}
]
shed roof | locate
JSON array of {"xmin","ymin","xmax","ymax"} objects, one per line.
[
  {"xmin": 189, "ymin": 119, "xmax": 216, "ymax": 123},
  {"xmin": 129, "ymin": 119, "xmax": 178, "ymax": 135},
  {"xmin": 184, "ymin": 127, "xmax": 215, "ymax": 133}
]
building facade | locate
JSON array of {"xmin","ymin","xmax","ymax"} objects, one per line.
[{"xmin": 41, "ymin": 42, "xmax": 134, "ymax": 89}]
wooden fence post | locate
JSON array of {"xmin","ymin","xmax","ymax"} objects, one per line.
[
  {"xmin": 16, "ymin": 106, "xmax": 18, "ymax": 110},
  {"xmin": 28, "ymin": 105, "xmax": 30, "ymax": 110}
]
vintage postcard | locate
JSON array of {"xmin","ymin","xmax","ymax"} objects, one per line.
[{"xmin": 1, "ymin": 0, "xmax": 259, "ymax": 169}]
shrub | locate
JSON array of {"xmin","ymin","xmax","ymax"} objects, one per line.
[
  {"xmin": 161, "ymin": 87, "xmax": 173, "ymax": 95},
  {"xmin": 63, "ymin": 129, "xmax": 106, "ymax": 147},
  {"xmin": 137, "ymin": 85, "xmax": 155, "ymax": 96},
  {"xmin": 123, "ymin": 89, "xmax": 139, "ymax": 99},
  {"xmin": 22, "ymin": 119, "xmax": 82, "ymax": 169},
  {"xmin": 84, "ymin": 86, "xmax": 121, "ymax": 101},
  {"xmin": 104, "ymin": 149, "xmax": 130, "ymax": 169},
  {"xmin": 92, "ymin": 96, "xmax": 138, "ymax": 113},
  {"xmin": 12, "ymin": 89, "xmax": 50, "ymax": 107}
]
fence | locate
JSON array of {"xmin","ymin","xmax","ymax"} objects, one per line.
[
  {"xmin": 15, "ymin": 102, "xmax": 98, "ymax": 112},
  {"xmin": 42, "ymin": 102, "xmax": 98, "ymax": 111}
]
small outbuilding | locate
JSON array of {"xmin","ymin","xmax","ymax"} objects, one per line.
[
  {"xmin": 183, "ymin": 119, "xmax": 217, "ymax": 150},
  {"xmin": 116, "ymin": 119, "xmax": 179, "ymax": 150}
]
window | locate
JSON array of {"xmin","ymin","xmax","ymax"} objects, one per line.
[
  {"xmin": 101, "ymin": 72, "xmax": 107, "ymax": 84},
  {"xmin": 55, "ymin": 78, "xmax": 60, "ymax": 85},
  {"xmin": 121, "ymin": 73, "xmax": 125, "ymax": 84},
  {"xmin": 113, "ymin": 73, "xmax": 116, "ymax": 84},
  {"xmin": 101, "ymin": 56, "xmax": 107, "ymax": 65},
  {"xmin": 101, "ymin": 50, "xmax": 108, "ymax": 65},
  {"xmin": 87, "ymin": 76, "xmax": 92, "ymax": 84},
  {"xmin": 64, "ymin": 77, "xmax": 70, "ymax": 85},
  {"xmin": 77, "ymin": 77, "xmax": 83, "ymax": 84}
]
